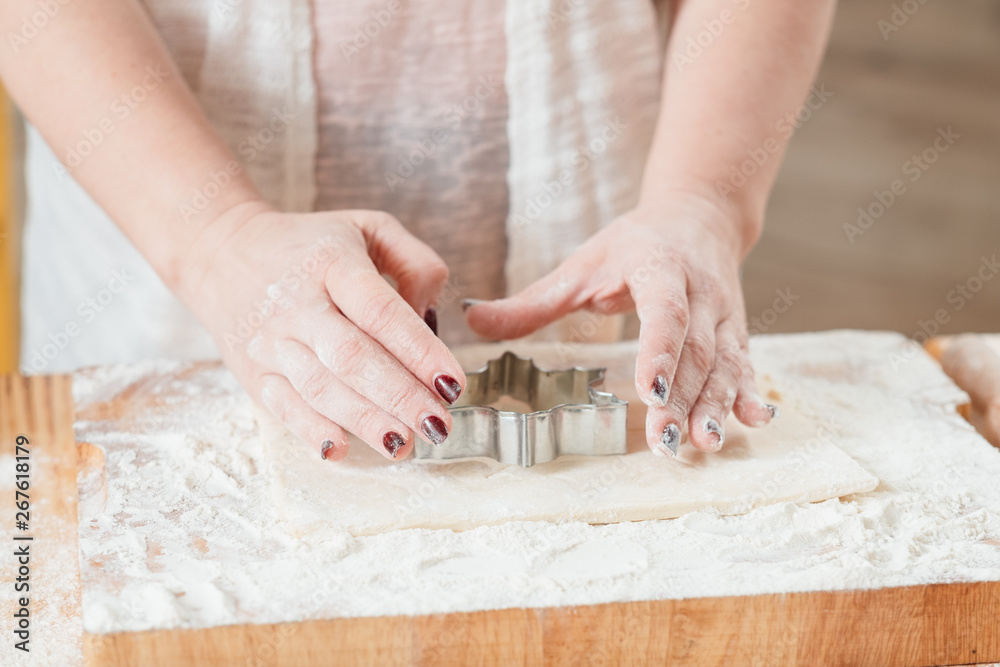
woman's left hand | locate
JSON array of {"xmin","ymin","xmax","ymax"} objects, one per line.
[{"xmin": 464, "ymin": 193, "xmax": 777, "ymax": 456}]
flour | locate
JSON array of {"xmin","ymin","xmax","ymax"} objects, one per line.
[
  {"xmin": 0, "ymin": 453, "xmax": 84, "ymax": 667},
  {"xmin": 73, "ymin": 331, "xmax": 1000, "ymax": 635}
]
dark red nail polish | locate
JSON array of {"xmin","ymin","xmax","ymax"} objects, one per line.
[
  {"xmin": 420, "ymin": 415, "xmax": 449, "ymax": 445},
  {"xmin": 383, "ymin": 432, "xmax": 406, "ymax": 458},
  {"xmin": 321, "ymin": 440, "xmax": 335, "ymax": 460},
  {"xmin": 651, "ymin": 375, "xmax": 668, "ymax": 405},
  {"xmin": 659, "ymin": 423, "xmax": 680, "ymax": 457},
  {"xmin": 434, "ymin": 374, "xmax": 462, "ymax": 404},
  {"xmin": 424, "ymin": 307, "xmax": 438, "ymax": 336}
]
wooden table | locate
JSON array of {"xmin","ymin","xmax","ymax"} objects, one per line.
[{"xmin": 2, "ymin": 373, "xmax": 999, "ymax": 666}]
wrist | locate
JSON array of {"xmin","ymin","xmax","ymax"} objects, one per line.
[
  {"xmin": 165, "ymin": 198, "xmax": 275, "ymax": 307},
  {"xmin": 636, "ymin": 183, "xmax": 763, "ymax": 261}
]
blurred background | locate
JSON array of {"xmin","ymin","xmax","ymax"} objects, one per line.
[
  {"xmin": 0, "ymin": 0, "xmax": 997, "ymax": 373},
  {"xmin": 743, "ymin": 0, "xmax": 1000, "ymax": 336}
]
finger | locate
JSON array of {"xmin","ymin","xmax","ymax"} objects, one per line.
[
  {"xmin": 323, "ymin": 237, "xmax": 466, "ymax": 404},
  {"xmin": 271, "ymin": 313, "xmax": 455, "ymax": 444},
  {"xmin": 262, "ymin": 342, "xmax": 418, "ymax": 460},
  {"xmin": 688, "ymin": 319, "xmax": 743, "ymax": 451},
  {"xmin": 646, "ymin": 405, "xmax": 681, "ymax": 458},
  {"xmin": 256, "ymin": 374, "xmax": 350, "ymax": 462},
  {"xmin": 630, "ymin": 267, "xmax": 690, "ymax": 408},
  {"xmin": 732, "ymin": 349, "xmax": 778, "ymax": 428},
  {"xmin": 353, "ymin": 211, "xmax": 450, "ymax": 315},
  {"xmin": 464, "ymin": 255, "xmax": 592, "ymax": 340},
  {"xmin": 645, "ymin": 298, "xmax": 718, "ymax": 454}
]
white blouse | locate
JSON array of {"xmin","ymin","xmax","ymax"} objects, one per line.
[{"xmin": 19, "ymin": 0, "xmax": 665, "ymax": 373}]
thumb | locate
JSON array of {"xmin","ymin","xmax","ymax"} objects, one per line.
[
  {"xmin": 352, "ymin": 211, "xmax": 449, "ymax": 314},
  {"xmin": 465, "ymin": 261, "xmax": 589, "ymax": 340}
]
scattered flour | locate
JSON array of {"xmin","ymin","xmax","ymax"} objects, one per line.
[
  {"xmin": 72, "ymin": 331, "xmax": 1000, "ymax": 636},
  {"xmin": 0, "ymin": 449, "xmax": 84, "ymax": 667}
]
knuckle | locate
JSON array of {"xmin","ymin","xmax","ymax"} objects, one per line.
[
  {"xmin": 661, "ymin": 295, "xmax": 689, "ymax": 327},
  {"xmin": 383, "ymin": 380, "xmax": 423, "ymax": 417},
  {"xmin": 400, "ymin": 333, "xmax": 436, "ymax": 367},
  {"xmin": 330, "ymin": 338, "xmax": 370, "ymax": 379},
  {"xmin": 364, "ymin": 292, "xmax": 404, "ymax": 340},
  {"xmin": 371, "ymin": 210, "xmax": 400, "ymax": 229},
  {"xmin": 592, "ymin": 288, "xmax": 631, "ymax": 315},
  {"xmin": 734, "ymin": 323, "xmax": 750, "ymax": 349},
  {"xmin": 692, "ymin": 280, "xmax": 722, "ymax": 303},
  {"xmin": 325, "ymin": 234, "xmax": 361, "ymax": 268},
  {"xmin": 427, "ymin": 258, "xmax": 449, "ymax": 285},
  {"xmin": 701, "ymin": 379, "xmax": 737, "ymax": 412},
  {"xmin": 351, "ymin": 402, "xmax": 384, "ymax": 437},
  {"xmin": 697, "ymin": 392, "xmax": 726, "ymax": 414},
  {"xmin": 739, "ymin": 363, "xmax": 758, "ymax": 389},
  {"xmin": 715, "ymin": 343, "xmax": 743, "ymax": 377},
  {"xmin": 665, "ymin": 395, "xmax": 692, "ymax": 418},
  {"xmin": 685, "ymin": 332, "xmax": 715, "ymax": 371},
  {"xmin": 298, "ymin": 365, "xmax": 331, "ymax": 404}
]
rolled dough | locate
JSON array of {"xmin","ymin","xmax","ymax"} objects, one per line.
[
  {"xmin": 72, "ymin": 331, "xmax": 1000, "ymax": 634},
  {"xmin": 260, "ymin": 340, "xmax": 878, "ymax": 536}
]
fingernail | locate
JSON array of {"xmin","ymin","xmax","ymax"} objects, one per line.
[
  {"xmin": 423, "ymin": 307, "xmax": 438, "ymax": 336},
  {"xmin": 420, "ymin": 415, "xmax": 449, "ymax": 445},
  {"xmin": 658, "ymin": 423, "xmax": 680, "ymax": 457},
  {"xmin": 462, "ymin": 298, "xmax": 486, "ymax": 312},
  {"xmin": 320, "ymin": 440, "xmax": 335, "ymax": 461},
  {"xmin": 705, "ymin": 419, "xmax": 724, "ymax": 451},
  {"xmin": 383, "ymin": 431, "xmax": 406, "ymax": 459},
  {"xmin": 434, "ymin": 374, "xmax": 462, "ymax": 404},
  {"xmin": 650, "ymin": 375, "xmax": 668, "ymax": 406},
  {"xmin": 766, "ymin": 404, "xmax": 781, "ymax": 419}
]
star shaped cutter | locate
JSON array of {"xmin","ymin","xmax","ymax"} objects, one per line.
[{"xmin": 413, "ymin": 351, "xmax": 628, "ymax": 467}]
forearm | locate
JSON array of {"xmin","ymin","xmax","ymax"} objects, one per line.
[
  {"xmin": 641, "ymin": 0, "xmax": 836, "ymax": 255},
  {"xmin": 0, "ymin": 0, "xmax": 266, "ymax": 290}
]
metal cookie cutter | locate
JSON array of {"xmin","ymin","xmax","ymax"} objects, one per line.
[{"xmin": 413, "ymin": 351, "xmax": 628, "ymax": 467}]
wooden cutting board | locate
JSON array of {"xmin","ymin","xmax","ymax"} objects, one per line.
[{"xmin": 2, "ymin": 373, "xmax": 999, "ymax": 667}]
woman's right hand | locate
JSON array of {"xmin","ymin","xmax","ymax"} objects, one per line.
[{"xmin": 178, "ymin": 205, "xmax": 465, "ymax": 462}]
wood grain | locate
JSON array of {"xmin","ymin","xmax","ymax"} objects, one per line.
[
  {"xmin": 0, "ymin": 374, "xmax": 83, "ymax": 665},
  {"xmin": 83, "ymin": 581, "xmax": 1000, "ymax": 666}
]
